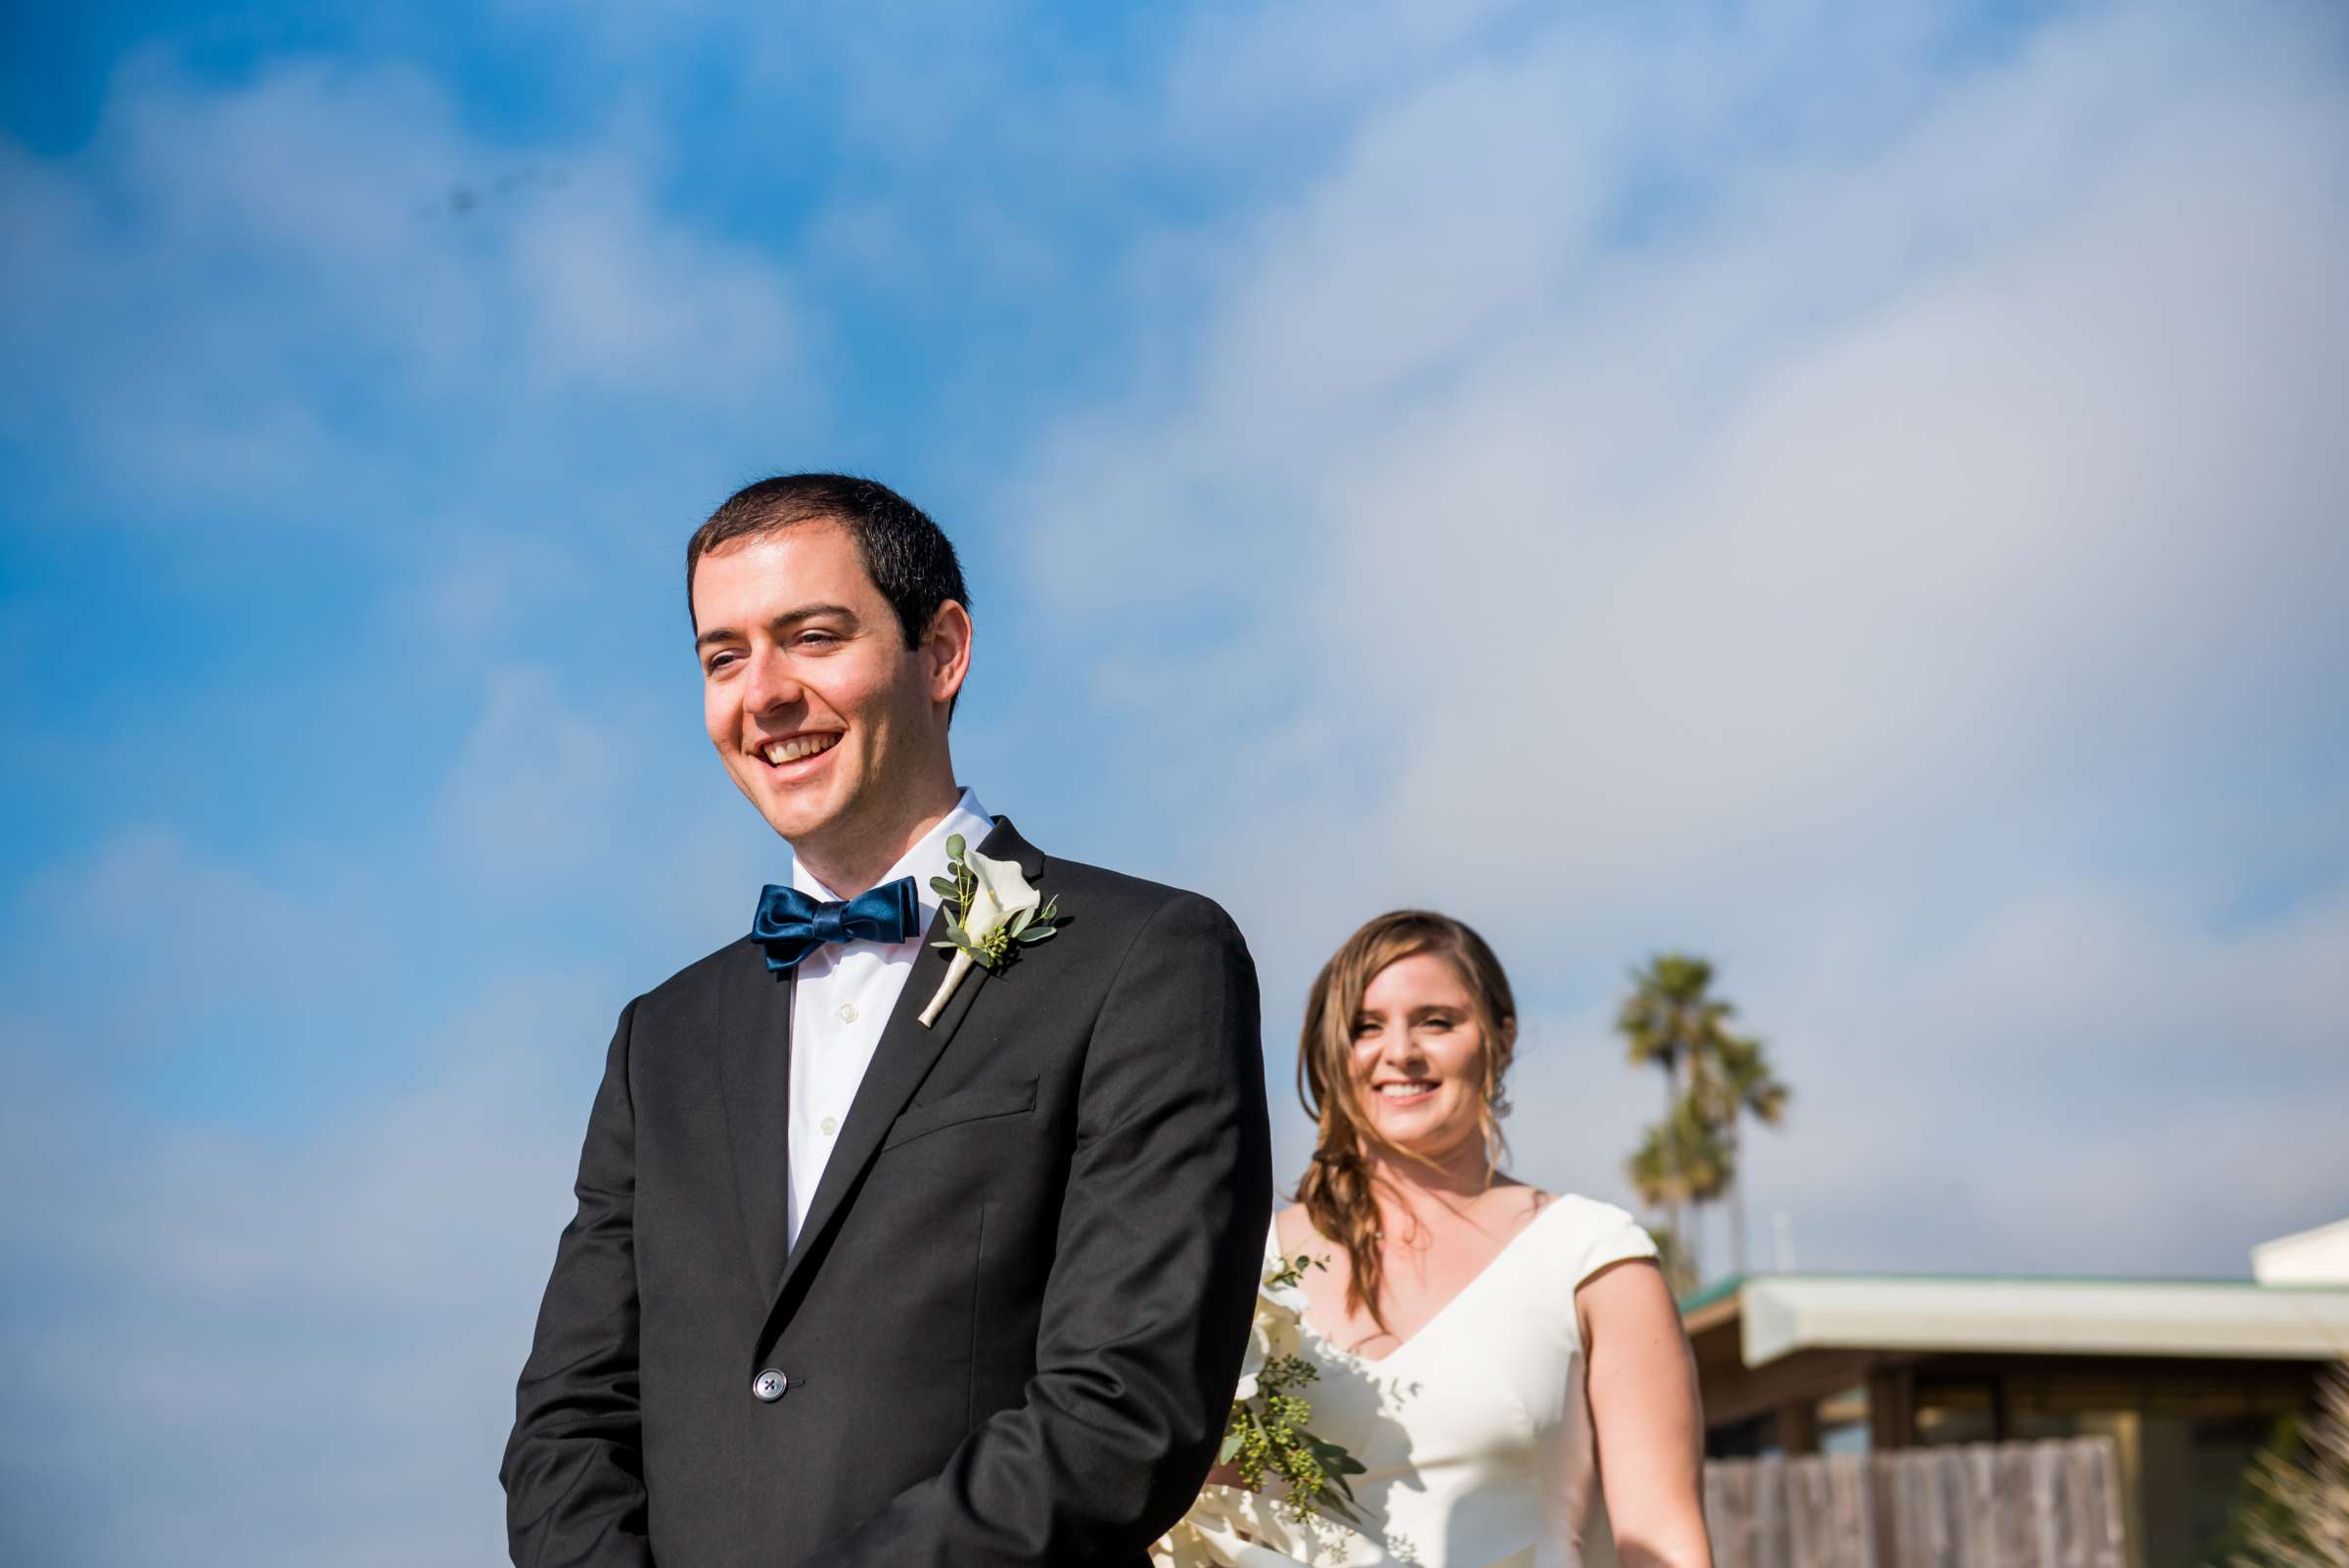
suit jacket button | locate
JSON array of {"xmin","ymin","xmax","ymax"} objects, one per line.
[{"xmin": 752, "ymin": 1368, "xmax": 789, "ymax": 1403}]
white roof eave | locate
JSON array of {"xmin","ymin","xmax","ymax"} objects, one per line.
[{"xmin": 1737, "ymin": 1275, "xmax": 2349, "ymax": 1368}]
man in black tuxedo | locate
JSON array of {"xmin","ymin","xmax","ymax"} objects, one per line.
[{"xmin": 502, "ymin": 475, "xmax": 1272, "ymax": 1566}]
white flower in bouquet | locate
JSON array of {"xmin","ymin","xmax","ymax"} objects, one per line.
[
  {"xmin": 1151, "ymin": 1252, "xmax": 1368, "ymax": 1567},
  {"xmin": 1234, "ymin": 1258, "xmax": 1308, "ymax": 1401}
]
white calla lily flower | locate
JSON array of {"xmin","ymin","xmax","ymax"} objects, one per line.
[
  {"xmin": 919, "ymin": 849, "xmax": 1049, "ymax": 1028},
  {"xmin": 961, "ymin": 851, "xmax": 1041, "ymax": 941},
  {"xmin": 1233, "ymin": 1257, "xmax": 1308, "ymax": 1401}
]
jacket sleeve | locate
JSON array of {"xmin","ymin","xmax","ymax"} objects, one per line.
[
  {"xmin": 500, "ymin": 998, "xmax": 657, "ymax": 1568},
  {"xmin": 794, "ymin": 892, "xmax": 1274, "ymax": 1568}
]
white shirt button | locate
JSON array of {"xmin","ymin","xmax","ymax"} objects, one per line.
[
  {"xmin": 819, "ymin": 1115, "xmax": 839, "ymax": 1136},
  {"xmin": 838, "ymin": 1002, "xmax": 859, "ymax": 1024}
]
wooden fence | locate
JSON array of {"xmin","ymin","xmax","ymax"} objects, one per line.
[{"xmin": 1701, "ymin": 1439, "xmax": 2129, "ymax": 1568}]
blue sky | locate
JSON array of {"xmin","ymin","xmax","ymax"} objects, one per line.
[{"xmin": 5, "ymin": 1, "xmax": 2347, "ymax": 1560}]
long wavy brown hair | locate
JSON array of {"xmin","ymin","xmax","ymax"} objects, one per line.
[{"xmin": 1295, "ymin": 910, "xmax": 1519, "ymax": 1333}]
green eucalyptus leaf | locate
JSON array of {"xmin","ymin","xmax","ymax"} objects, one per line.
[
  {"xmin": 1016, "ymin": 925, "xmax": 1057, "ymax": 945},
  {"xmin": 1008, "ymin": 906, "xmax": 1035, "ymax": 938},
  {"xmin": 943, "ymin": 917, "xmax": 968, "ymax": 945},
  {"xmin": 1313, "ymin": 1441, "xmax": 1366, "ymax": 1477},
  {"xmin": 944, "ymin": 834, "xmax": 966, "ymax": 859},
  {"xmin": 929, "ymin": 875, "xmax": 958, "ymax": 898},
  {"xmin": 1217, "ymin": 1428, "xmax": 1245, "ymax": 1464}
]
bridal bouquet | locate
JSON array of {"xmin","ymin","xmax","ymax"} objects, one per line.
[{"xmin": 1150, "ymin": 1253, "xmax": 1367, "ymax": 1568}]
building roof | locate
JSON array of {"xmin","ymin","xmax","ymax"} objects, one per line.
[
  {"xmin": 1682, "ymin": 1272, "xmax": 2349, "ymax": 1368},
  {"xmin": 2253, "ymin": 1217, "xmax": 2349, "ymax": 1285}
]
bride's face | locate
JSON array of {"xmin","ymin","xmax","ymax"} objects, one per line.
[{"xmin": 1349, "ymin": 951, "xmax": 1502, "ymax": 1161}]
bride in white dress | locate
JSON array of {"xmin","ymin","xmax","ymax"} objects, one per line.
[{"xmin": 1198, "ymin": 911, "xmax": 1712, "ymax": 1568}]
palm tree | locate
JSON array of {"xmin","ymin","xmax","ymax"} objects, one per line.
[
  {"xmin": 1694, "ymin": 1032, "xmax": 1790, "ymax": 1278},
  {"xmin": 1627, "ymin": 1097, "xmax": 1726, "ymax": 1295},
  {"xmin": 1617, "ymin": 955, "xmax": 1742, "ymax": 1266}
]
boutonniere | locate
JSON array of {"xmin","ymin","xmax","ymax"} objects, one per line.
[{"xmin": 917, "ymin": 834, "xmax": 1064, "ymax": 1027}]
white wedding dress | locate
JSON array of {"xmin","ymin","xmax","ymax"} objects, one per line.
[{"xmin": 1186, "ymin": 1196, "xmax": 1657, "ymax": 1568}]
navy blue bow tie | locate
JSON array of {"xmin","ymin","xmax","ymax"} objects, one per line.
[{"xmin": 751, "ymin": 876, "xmax": 924, "ymax": 973}]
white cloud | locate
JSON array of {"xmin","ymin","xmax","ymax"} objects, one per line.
[
  {"xmin": 436, "ymin": 665, "xmax": 641, "ymax": 887},
  {"xmin": 3, "ymin": 826, "xmax": 393, "ymax": 1079},
  {"xmin": 0, "ymin": 722, "xmax": 773, "ymax": 1562},
  {"xmin": 3, "ymin": 976, "xmax": 605, "ymax": 1567},
  {"xmin": 0, "ymin": 51, "xmax": 805, "ymax": 522},
  {"xmin": 1010, "ymin": 0, "xmax": 2349, "ymax": 1269}
]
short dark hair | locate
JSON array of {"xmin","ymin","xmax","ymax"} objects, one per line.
[{"xmin": 686, "ymin": 473, "xmax": 970, "ymax": 646}]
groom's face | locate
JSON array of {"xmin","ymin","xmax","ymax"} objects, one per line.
[{"xmin": 693, "ymin": 521, "xmax": 954, "ymax": 856}]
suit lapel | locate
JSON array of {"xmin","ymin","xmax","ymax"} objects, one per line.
[
  {"xmin": 718, "ymin": 947, "xmax": 796, "ymax": 1299},
  {"xmin": 767, "ymin": 816, "xmax": 1045, "ymax": 1311}
]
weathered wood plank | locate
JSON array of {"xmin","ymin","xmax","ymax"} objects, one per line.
[
  {"xmin": 1786, "ymin": 1456, "xmax": 1826, "ymax": 1568},
  {"xmin": 1702, "ymin": 1438, "xmax": 2122, "ymax": 1568},
  {"xmin": 1829, "ymin": 1453, "xmax": 1876, "ymax": 1568},
  {"xmin": 1757, "ymin": 1453, "xmax": 1790, "ymax": 1568},
  {"xmin": 2076, "ymin": 1439, "xmax": 2127, "ymax": 1568},
  {"xmin": 1708, "ymin": 1458, "xmax": 1753, "ymax": 1568}
]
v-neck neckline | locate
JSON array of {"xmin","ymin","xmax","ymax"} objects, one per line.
[{"xmin": 1289, "ymin": 1196, "xmax": 1567, "ymax": 1367}]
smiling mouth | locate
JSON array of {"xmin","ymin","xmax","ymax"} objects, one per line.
[
  {"xmin": 759, "ymin": 732, "xmax": 841, "ymax": 766},
  {"xmin": 1374, "ymin": 1081, "xmax": 1438, "ymax": 1100}
]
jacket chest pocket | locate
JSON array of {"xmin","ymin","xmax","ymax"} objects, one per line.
[{"xmin": 880, "ymin": 1078, "xmax": 1037, "ymax": 1153}]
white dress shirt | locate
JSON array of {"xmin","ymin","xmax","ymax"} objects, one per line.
[{"xmin": 784, "ymin": 787, "xmax": 995, "ymax": 1251}]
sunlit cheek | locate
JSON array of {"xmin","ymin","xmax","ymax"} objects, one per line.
[{"xmin": 804, "ymin": 663, "xmax": 881, "ymax": 736}]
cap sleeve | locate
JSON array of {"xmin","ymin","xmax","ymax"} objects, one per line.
[{"xmin": 1552, "ymin": 1195, "xmax": 1659, "ymax": 1290}]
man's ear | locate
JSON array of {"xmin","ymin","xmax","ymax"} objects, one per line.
[{"xmin": 927, "ymin": 600, "xmax": 974, "ymax": 711}]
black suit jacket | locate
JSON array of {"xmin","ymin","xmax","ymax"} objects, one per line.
[{"xmin": 502, "ymin": 818, "xmax": 1272, "ymax": 1567}]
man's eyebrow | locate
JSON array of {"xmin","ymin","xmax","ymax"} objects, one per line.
[{"xmin": 694, "ymin": 604, "xmax": 860, "ymax": 652}]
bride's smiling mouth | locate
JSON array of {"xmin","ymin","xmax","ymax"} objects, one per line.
[
  {"xmin": 753, "ymin": 730, "xmax": 844, "ymax": 772},
  {"xmin": 1373, "ymin": 1080, "xmax": 1440, "ymax": 1103}
]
